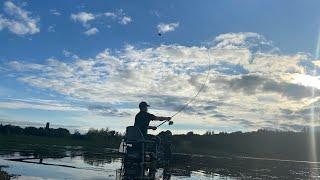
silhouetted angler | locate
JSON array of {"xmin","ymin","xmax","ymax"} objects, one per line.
[
  {"xmin": 134, "ymin": 101, "xmax": 171, "ymax": 137},
  {"xmin": 119, "ymin": 102, "xmax": 173, "ymax": 179}
]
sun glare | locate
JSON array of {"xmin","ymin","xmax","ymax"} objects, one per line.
[
  {"xmin": 293, "ymin": 74, "xmax": 320, "ymax": 89},
  {"xmin": 308, "ymin": 27, "xmax": 320, "ymax": 178}
]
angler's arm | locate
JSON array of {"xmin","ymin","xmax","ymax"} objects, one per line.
[
  {"xmin": 148, "ymin": 113, "xmax": 171, "ymax": 121},
  {"xmin": 154, "ymin": 116, "xmax": 171, "ymax": 121},
  {"xmin": 148, "ymin": 126, "xmax": 157, "ymax": 130}
]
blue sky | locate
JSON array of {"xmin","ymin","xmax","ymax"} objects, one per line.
[{"xmin": 1, "ymin": 0, "xmax": 320, "ymax": 134}]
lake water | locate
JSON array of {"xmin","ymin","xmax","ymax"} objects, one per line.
[{"xmin": 0, "ymin": 148, "xmax": 319, "ymax": 179}]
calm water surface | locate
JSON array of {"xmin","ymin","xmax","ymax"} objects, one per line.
[{"xmin": 0, "ymin": 148, "xmax": 319, "ymax": 179}]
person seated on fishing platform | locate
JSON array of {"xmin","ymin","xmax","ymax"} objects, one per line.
[{"xmin": 134, "ymin": 101, "xmax": 171, "ymax": 151}]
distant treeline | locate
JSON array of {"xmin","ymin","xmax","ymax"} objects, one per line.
[
  {"xmin": 0, "ymin": 124, "xmax": 122, "ymax": 148},
  {"xmin": 1, "ymin": 124, "xmax": 318, "ymax": 161},
  {"xmin": 0, "ymin": 124, "xmax": 71, "ymax": 137},
  {"xmin": 172, "ymin": 129, "xmax": 315, "ymax": 161}
]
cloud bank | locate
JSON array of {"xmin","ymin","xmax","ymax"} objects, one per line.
[{"xmin": 2, "ymin": 32, "xmax": 319, "ymax": 132}]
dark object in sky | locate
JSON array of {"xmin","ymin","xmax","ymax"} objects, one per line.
[{"xmin": 158, "ymin": 32, "xmax": 162, "ymax": 36}]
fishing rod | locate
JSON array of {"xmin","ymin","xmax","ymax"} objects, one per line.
[{"xmin": 156, "ymin": 48, "xmax": 212, "ymax": 128}]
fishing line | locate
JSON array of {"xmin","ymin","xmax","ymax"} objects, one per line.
[{"xmin": 157, "ymin": 48, "xmax": 212, "ymax": 127}]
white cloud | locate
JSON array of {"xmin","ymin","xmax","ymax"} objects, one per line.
[
  {"xmin": 8, "ymin": 60, "xmax": 44, "ymax": 71},
  {"xmin": 0, "ymin": 1, "xmax": 40, "ymax": 35},
  {"xmin": 105, "ymin": 9, "xmax": 132, "ymax": 25},
  {"xmin": 157, "ymin": 22, "xmax": 179, "ymax": 34},
  {"xmin": 71, "ymin": 10, "xmax": 132, "ymax": 33},
  {"xmin": 71, "ymin": 12, "xmax": 95, "ymax": 27},
  {"xmin": 214, "ymin": 32, "xmax": 270, "ymax": 48},
  {"xmin": 104, "ymin": 12, "xmax": 116, "ymax": 18},
  {"xmin": 0, "ymin": 98, "xmax": 86, "ymax": 111},
  {"xmin": 47, "ymin": 25, "xmax": 55, "ymax": 32},
  {"xmin": 62, "ymin": 50, "xmax": 79, "ymax": 59},
  {"xmin": 150, "ymin": 10, "xmax": 161, "ymax": 18},
  {"xmin": 84, "ymin": 27, "xmax": 99, "ymax": 36},
  {"xmin": 50, "ymin": 9, "xmax": 61, "ymax": 16},
  {"xmin": 119, "ymin": 16, "xmax": 132, "ymax": 25},
  {"xmin": 3, "ymin": 32, "xmax": 318, "ymax": 132}
]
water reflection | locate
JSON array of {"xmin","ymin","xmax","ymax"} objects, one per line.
[
  {"xmin": 117, "ymin": 153, "xmax": 320, "ymax": 179},
  {"xmin": 83, "ymin": 152, "xmax": 120, "ymax": 167},
  {"xmin": 0, "ymin": 148, "xmax": 320, "ymax": 179},
  {"xmin": 117, "ymin": 165, "xmax": 186, "ymax": 180}
]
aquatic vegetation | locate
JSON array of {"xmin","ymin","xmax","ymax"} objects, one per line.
[{"xmin": 0, "ymin": 169, "xmax": 10, "ymax": 180}]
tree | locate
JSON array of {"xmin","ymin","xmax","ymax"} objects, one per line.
[{"xmin": 186, "ymin": 131, "xmax": 194, "ymax": 136}]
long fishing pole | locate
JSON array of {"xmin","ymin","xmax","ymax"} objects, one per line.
[{"xmin": 156, "ymin": 48, "xmax": 212, "ymax": 128}]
